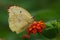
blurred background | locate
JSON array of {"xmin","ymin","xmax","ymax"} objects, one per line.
[{"xmin": 0, "ymin": 0, "xmax": 60, "ymax": 40}]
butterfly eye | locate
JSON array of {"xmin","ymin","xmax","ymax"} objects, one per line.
[{"xmin": 20, "ymin": 11, "xmax": 22, "ymax": 13}]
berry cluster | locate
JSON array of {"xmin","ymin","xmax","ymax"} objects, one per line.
[{"xmin": 27, "ymin": 20, "xmax": 46, "ymax": 34}]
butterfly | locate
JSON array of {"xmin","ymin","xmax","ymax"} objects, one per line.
[{"xmin": 8, "ymin": 6, "xmax": 34, "ymax": 34}]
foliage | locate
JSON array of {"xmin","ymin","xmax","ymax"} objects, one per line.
[{"xmin": 0, "ymin": 0, "xmax": 60, "ymax": 40}]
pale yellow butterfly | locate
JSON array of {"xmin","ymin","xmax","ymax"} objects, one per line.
[{"xmin": 8, "ymin": 6, "xmax": 34, "ymax": 34}]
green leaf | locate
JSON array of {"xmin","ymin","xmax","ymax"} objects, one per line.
[{"xmin": 42, "ymin": 28, "xmax": 58, "ymax": 39}]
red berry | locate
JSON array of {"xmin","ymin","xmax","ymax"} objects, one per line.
[
  {"xmin": 38, "ymin": 20, "xmax": 43, "ymax": 24},
  {"xmin": 38, "ymin": 29, "xmax": 42, "ymax": 33},
  {"xmin": 32, "ymin": 26, "xmax": 36, "ymax": 28},
  {"xmin": 40, "ymin": 23, "xmax": 46, "ymax": 29},
  {"xmin": 33, "ymin": 21, "xmax": 37, "ymax": 25},
  {"xmin": 28, "ymin": 27, "xmax": 32, "ymax": 31},
  {"xmin": 37, "ymin": 23, "xmax": 40, "ymax": 26},
  {"xmin": 27, "ymin": 20, "xmax": 46, "ymax": 35},
  {"xmin": 32, "ymin": 29, "xmax": 37, "ymax": 34},
  {"xmin": 22, "ymin": 34, "xmax": 30, "ymax": 38}
]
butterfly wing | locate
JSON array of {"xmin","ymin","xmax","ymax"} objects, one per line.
[{"xmin": 8, "ymin": 6, "xmax": 34, "ymax": 34}]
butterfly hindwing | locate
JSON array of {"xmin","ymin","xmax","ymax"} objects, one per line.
[{"xmin": 8, "ymin": 6, "xmax": 34, "ymax": 34}]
